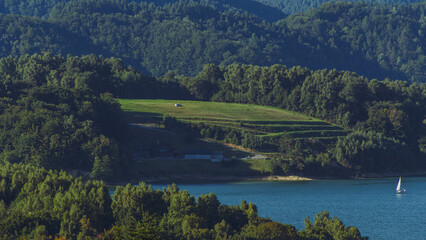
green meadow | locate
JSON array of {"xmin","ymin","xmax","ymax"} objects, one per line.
[
  {"xmin": 119, "ymin": 99, "xmax": 313, "ymax": 121},
  {"xmin": 119, "ymin": 99, "xmax": 349, "ymax": 140}
]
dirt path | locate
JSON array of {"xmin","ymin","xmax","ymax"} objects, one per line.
[{"xmin": 197, "ymin": 138, "xmax": 268, "ymax": 159}]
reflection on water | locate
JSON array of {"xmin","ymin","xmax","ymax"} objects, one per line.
[{"xmin": 395, "ymin": 193, "xmax": 403, "ymax": 200}]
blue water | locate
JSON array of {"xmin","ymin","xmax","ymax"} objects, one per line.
[{"xmin": 147, "ymin": 177, "xmax": 426, "ymax": 240}]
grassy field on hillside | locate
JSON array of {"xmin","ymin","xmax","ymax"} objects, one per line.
[
  {"xmin": 119, "ymin": 99, "xmax": 313, "ymax": 121},
  {"xmin": 119, "ymin": 99, "xmax": 349, "ymax": 140}
]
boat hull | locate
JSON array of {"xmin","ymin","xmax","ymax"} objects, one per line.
[{"xmin": 396, "ymin": 189, "xmax": 406, "ymax": 194}]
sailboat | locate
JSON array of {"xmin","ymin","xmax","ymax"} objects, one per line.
[{"xmin": 396, "ymin": 177, "xmax": 406, "ymax": 194}]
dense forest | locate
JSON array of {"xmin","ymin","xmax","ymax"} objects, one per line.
[
  {"xmin": 0, "ymin": 0, "xmax": 287, "ymax": 21},
  {"xmin": 0, "ymin": 163, "xmax": 367, "ymax": 239},
  {"xmin": 1, "ymin": 0, "xmax": 422, "ymax": 18},
  {"xmin": 137, "ymin": 0, "xmax": 288, "ymax": 22},
  {"xmin": 0, "ymin": 54, "xmax": 155, "ymax": 181},
  {"xmin": 0, "ymin": 0, "xmax": 425, "ymax": 82},
  {"xmin": 255, "ymin": 0, "xmax": 425, "ymax": 14}
]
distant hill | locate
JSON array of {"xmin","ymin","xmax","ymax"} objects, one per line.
[
  {"xmin": 3, "ymin": 0, "xmax": 421, "ymax": 18},
  {"xmin": 0, "ymin": 0, "xmax": 68, "ymax": 18},
  {"xmin": 0, "ymin": 0, "xmax": 286, "ymax": 21},
  {"xmin": 0, "ymin": 0, "xmax": 424, "ymax": 82},
  {"xmin": 255, "ymin": 0, "xmax": 426, "ymax": 14},
  {"xmin": 136, "ymin": 0, "xmax": 288, "ymax": 22},
  {"xmin": 0, "ymin": 14, "xmax": 101, "ymax": 57}
]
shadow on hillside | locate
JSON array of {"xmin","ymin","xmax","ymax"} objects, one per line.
[
  {"xmin": 122, "ymin": 111, "xmax": 164, "ymax": 123},
  {"xmin": 246, "ymin": 120, "xmax": 332, "ymax": 125},
  {"xmin": 125, "ymin": 125, "xmax": 267, "ymax": 183},
  {"xmin": 285, "ymin": 35, "xmax": 407, "ymax": 81},
  {"xmin": 133, "ymin": 158, "xmax": 266, "ymax": 184}
]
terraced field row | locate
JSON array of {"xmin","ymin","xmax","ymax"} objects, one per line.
[{"xmin": 183, "ymin": 118, "xmax": 349, "ymax": 140}]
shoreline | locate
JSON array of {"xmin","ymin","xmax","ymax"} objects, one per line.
[
  {"xmin": 107, "ymin": 170, "xmax": 426, "ymax": 186},
  {"xmin": 108, "ymin": 174, "xmax": 313, "ymax": 185}
]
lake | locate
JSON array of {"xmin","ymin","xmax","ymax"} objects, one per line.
[{"xmin": 147, "ymin": 177, "xmax": 426, "ymax": 240}]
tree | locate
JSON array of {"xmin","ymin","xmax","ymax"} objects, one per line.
[{"xmin": 300, "ymin": 211, "xmax": 367, "ymax": 240}]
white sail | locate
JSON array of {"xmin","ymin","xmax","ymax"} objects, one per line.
[{"xmin": 396, "ymin": 177, "xmax": 401, "ymax": 191}]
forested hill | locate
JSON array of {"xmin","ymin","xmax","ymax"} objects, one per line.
[
  {"xmin": 255, "ymin": 0, "xmax": 425, "ymax": 14},
  {"xmin": 1, "ymin": 54, "xmax": 423, "ymax": 177},
  {"xmin": 0, "ymin": 0, "xmax": 424, "ymax": 83},
  {"xmin": 2, "ymin": 0, "xmax": 421, "ymax": 19},
  {"xmin": 0, "ymin": 0, "xmax": 69, "ymax": 18},
  {"xmin": 0, "ymin": 14, "xmax": 101, "ymax": 57},
  {"xmin": 0, "ymin": 0, "xmax": 287, "ymax": 21},
  {"xmin": 136, "ymin": 0, "xmax": 288, "ymax": 22}
]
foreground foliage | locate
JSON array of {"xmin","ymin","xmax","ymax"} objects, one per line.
[{"xmin": 0, "ymin": 163, "xmax": 367, "ymax": 239}]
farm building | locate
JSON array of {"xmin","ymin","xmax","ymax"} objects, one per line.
[
  {"xmin": 184, "ymin": 149, "xmax": 224, "ymax": 162},
  {"xmin": 184, "ymin": 149, "xmax": 211, "ymax": 160}
]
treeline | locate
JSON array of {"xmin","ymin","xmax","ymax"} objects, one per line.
[
  {"xmin": 255, "ymin": 0, "xmax": 425, "ymax": 14},
  {"xmin": 0, "ymin": 0, "xmax": 424, "ymax": 82},
  {"xmin": 174, "ymin": 63, "xmax": 426, "ymax": 173},
  {"xmin": 0, "ymin": 53, "xmax": 185, "ymax": 99},
  {"xmin": 0, "ymin": 163, "xmax": 367, "ymax": 239}
]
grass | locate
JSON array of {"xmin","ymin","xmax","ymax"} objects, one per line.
[
  {"xmin": 119, "ymin": 99, "xmax": 315, "ymax": 121},
  {"xmin": 119, "ymin": 99, "xmax": 350, "ymax": 141}
]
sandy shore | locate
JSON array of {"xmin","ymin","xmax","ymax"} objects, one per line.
[{"xmin": 260, "ymin": 175, "xmax": 312, "ymax": 181}]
